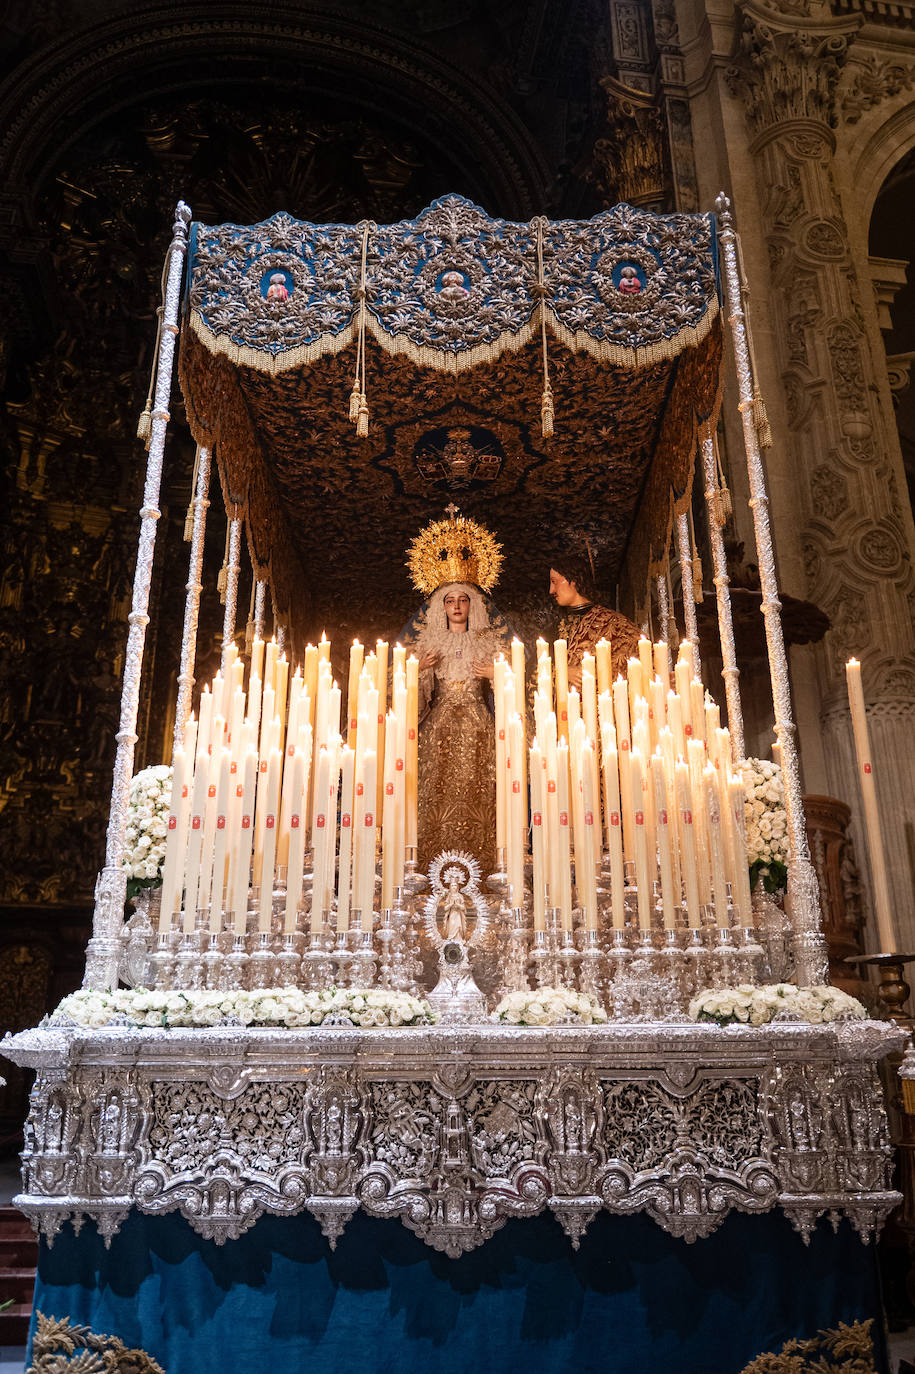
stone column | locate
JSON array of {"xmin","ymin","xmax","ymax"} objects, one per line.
[{"xmin": 690, "ymin": 0, "xmax": 915, "ymax": 952}]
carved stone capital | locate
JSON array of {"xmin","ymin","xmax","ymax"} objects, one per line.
[{"xmin": 726, "ymin": 6, "xmax": 853, "ymax": 137}]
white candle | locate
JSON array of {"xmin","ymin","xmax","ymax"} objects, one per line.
[
  {"xmin": 381, "ymin": 710, "xmax": 397, "ymax": 910},
  {"xmin": 676, "ymin": 761, "xmax": 701, "ymax": 928},
  {"xmin": 554, "ymin": 639, "xmax": 569, "ymax": 740},
  {"xmin": 704, "ymin": 763, "xmax": 730, "ymax": 927},
  {"xmin": 688, "ymin": 737, "xmax": 711, "ymax": 905},
  {"xmin": 207, "ymin": 745, "xmax": 232, "ymax": 931},
  {"xmin": 556, "ymin": 737, "xmax": 573, "ymax": 929},
  {"xmin": 638, "ymin": 636, "xmax": 653, "ymax": 690},
  {"xmin": 629, "ymin": 746, "xmax": 651, "ymax": 930},
  {"xmin": 354, "ymin": 747, "xmax": 377, "ymax": 929},
  {"xmin": 283, "ymin": 744, "xmax": 310, "ymax": 933},
  {"xmin": 182, "ymin": 747, "xmax": 210, "ymax": 933},
  {"xmin": 406, "ymin": 655, "xmax": 419, "ymax": 851},
  {"xmin": 530, "ymin": 740, "xmax": 547, "ymax": 931},
  {"xmin": 229, "ymin": 748, "xmax": 257, "ymax": 934},
  {"xmin": 601, "ymin": 724, "xmax": 625, "ymax": 930},
  {"xmin": 728, "ymin": 774, "xmax": 753, "ymax": 927},
  {"xmin": 335, "ymin": 745, "xmax": 356, "ymax": 933},
  {"xmin": 508, "ymin": 714, "xmax": 525, "ymax": 906},
  {"xmin": 846, "ymin": 658, "xmax": 897, "ymax": 952},
  {"xmin": 595, "ymin": 639, "xmax": 611, "ymax": 699},
  {"xmin": 580, "ymin": 739, "xmax": 599, "ymax": 929},
  {"xmin": 310, "ymin": 746, "xmax": 332, "ymax": 931},
  {"xmin": 494, "ymin": 656, "xmax": 507, "ymax": 852},
  {"xmin": 613, "ymin": 676, "xmax": 633, "ymax": 865},
  {"xmin": 159, "ymin": 742, "xmax": 192, "ymax": 932},
  {"xmin": 651, "ymin": 751, "xmax": 676, "ymax": 929},
  {"xmin": 257, "ymin": 746, "xmax": 282, "ymax": 933}
]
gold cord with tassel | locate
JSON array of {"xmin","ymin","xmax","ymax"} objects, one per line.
[
  {"xmin": 710, "ymin": 432, "xmax": 733, "ymax": 527},
  {"xmin": 183, "ymin": 446, "xmax": 201, "ymax": 542},
  {"xmin": 350, "ymin": 222, "xmax": 371, "ymax": 438},
  {"xmin": 689, "ymin": 505, "xmax": 704, "ymax": 603},
  {"xmin": 217, "ymin": 514, "xmax": 231, "ymax": 603},
  {"xmin": 535, "ymin": 218, "xmax": 554, "ymax": 439},
  {"xmin": 735, "ymin": 232, "xmax": 773, "ymax": 450},
  {"xmin": 137, "ymin": 244, "xmax": 173, "ymax": 447}
]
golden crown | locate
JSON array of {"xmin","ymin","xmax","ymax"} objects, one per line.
[{"xmin": 407, "ymin": 507, "xmax": 503, "ymax": 597}]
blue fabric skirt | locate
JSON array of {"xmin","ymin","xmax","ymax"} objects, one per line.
[{"xmin": 30, "ymin": 1208, "xmax": 887, "ymax": 1374}]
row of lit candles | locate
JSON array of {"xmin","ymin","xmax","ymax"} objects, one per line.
[
  {"xmin": 158, "ymin": 635, "xmax": 419, "ymax": 939},
  {"xmin": 494, "ymin": 635, "xmax": 754, "ymax": 933}
]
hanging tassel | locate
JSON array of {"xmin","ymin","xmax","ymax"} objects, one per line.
[
  {"xmin": 348, "ymin": 383, "xmax": 361, "ymax": 424},
  {"xmin": 711, "ymin": 485, "xmax": 732, "ymax": 528},
  {"xmin": 137, "ymin": 407, "xmax": 151, "ymax": 444},
  {"xmin": 535, "ymin": 216, "xmax": 555, "ymax": 440},
  {"xmin": 541, "ymin": 383, "xmax": 554, "ymax": 439},
  {"xmin": 183, "ymin": 448, "xmax": 201, "ymax": 542},
  {"xmin": 752, "ymin": 389, "xmax": 773, "ymax": 449},
  {"xmin": 356, "ymin": 394, "xmax": 370, "ymax": 438}
]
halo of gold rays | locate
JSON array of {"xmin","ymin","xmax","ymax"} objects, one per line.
[{"xmin": 406, "ymin": 510, "xmax": 503, "ymax": 597}]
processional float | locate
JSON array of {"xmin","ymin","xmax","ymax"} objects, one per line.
[{"xmin": 2, "ymin": 195, "xmax": 905, "ymax": 1258}]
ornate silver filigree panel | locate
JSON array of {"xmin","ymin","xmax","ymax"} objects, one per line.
[{"xmin": 3, "ymin": 1021, "xmax": 903, "ymax": 1254}]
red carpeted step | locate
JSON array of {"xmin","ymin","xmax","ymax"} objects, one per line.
[
  {"xmin": 0, "ymin": 1301, "xmax": 32, "ymax": 1344},
  {"xmin": 0, "ymin": 1206, "xmax": 37, "ymax": 1346}
]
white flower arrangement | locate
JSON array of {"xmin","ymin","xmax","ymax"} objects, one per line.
[
  {"xmin": 50, "ymin": 986, "xmax": 437, "ymax": 1031},
  {"xmin": 689, "ymin": 983, "xmax": 866, "ymax": 1027},
  {"xmin": 742, "ymin": 757, "xmax": 788, "ymax": 895},
  {"xmin": 122, "ymin": 764, "xmax": 173, "ymax": 900},
  {"xmin": 493, "ymin": 987, "xmax": 608, "ymax": 1027}
]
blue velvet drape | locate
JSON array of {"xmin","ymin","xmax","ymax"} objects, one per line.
[{"xmin": 30, "ymin": 1208, "xmax": 887, "ymax": 1374}]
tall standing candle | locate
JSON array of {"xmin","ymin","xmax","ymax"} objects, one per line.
[
  {"xmin": 494, "ymin": 656, "xmax": 507, "ymax": 853},
  {"xmin": 229, "ymin": 748, "xmax": 257, "ymax": 934},
  {"xmin": 580, "ymin": 740, "xmax": 599, "ymax": 929},
  {"xmin": 556, "ymin": 737, "xmax": 573, "ymax": 928},
  {"xmin": 651, "ymin": 751, "xmax": 676, "ymax": 929},
  {"xmin": 676, "ymin": 761, "xmax": 701, "ymax": 928},
  {"xmin": 406, "ymin": 655, "xmax": 419, "ymax": 851},
  {"xmin": 198, "ymin": 685, "xmax": 214, "ymax": 758},
  {"xmin": 638, "ymin": 636, "xmax": 653, "ymax": 691},
  {"xmin": 613, "ymin": 676, "xmax": 633, "ymax": 864},
  {"xmin": 283, "ymin": 744, "xmax": 309, "ymax": 933},
  {"xmin": 353, "ymin": 747, "xmax": 377, "ymax": 928},
  {"xmin": 688, "ymin": 737, "xmax": 711, "ymax": 904},
  {"xmin": 159, "ymin": 742, "xmax": 192, "ymax": 932},
  {"xmin": 653, "ymin": 638, "xmax": 669, "ymax": 684},
  {"xmin": 600, "ymin": 724, "xmax": 625, "ymax": 930},
  {"xmin": 728, "ymin": 774, "xmax": 754, "ymax": 926},
  {"xmin": 256, "ymin": 746, "xmax": 282, "ymax": 932},
  {"xmin": 346, "ymin": 640, "xmax": 364, "ymax": 748},
  {"xmin": 508, "ymin": 714, "xmax": 525, "ymax": 906},
  {"xmin": 530, "ymin": 740, "xmax": 546, "ymax": 930},
  {"xmin": 704, "ymin": 763, "xmax": 730, "ymax": 927},
  {"xmin": 182, "ymin": 747, "xmax": 210, "ymax": 932},
  {"xmin": 846, "ymin": 658, "xmax": 897, "ymax": 952},
  {"xmin": 310, "ymin": 746, "xmax": 332, "ymax": 930},
  {"xmin": 275, "ymin": 654, "xmax": 289, "ymax": 733},
  {"xmin": 554, "ymin": 639, "xmax": 569, "ymax": 740},
  {"xmin": 567, "ymin": 686, "xmax": 582, "ymax": 740},
  {"xmin": 207, "ymin": 746, "xmax": 232, "ymax": 930},
  {"xmin": 595, "ymin": 639, "xmax": 611, "ymax": 699},
  {"xmin": 544, "ymin": 715, "xmax": 561, "ymax": 909},
  {"xmin": 381, "ymin": 709, "xmax": 397, "ymax": 910},
  {"xmin": 629, "ymin": 746, "xmax": 652, "ymax": 929},
  {"xmin": 690, "ymin": 681, "xmax": 706, "ymax": 743},
  {"xmin": 335, "ymin": 745, "xmax": 356, "ymax": 933},
  {"xmin": 318, "ymin": 631, "xmax": 330, "ymax": 664}
]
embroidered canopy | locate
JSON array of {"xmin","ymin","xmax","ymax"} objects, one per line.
[{"xmin": 179, "ymin": 195, "xmax": 722, "ymax": 629}]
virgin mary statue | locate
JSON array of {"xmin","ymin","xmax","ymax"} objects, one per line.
[{"xmin": 400, "ymin": 511, "xmax": 517, "ymax": 872}]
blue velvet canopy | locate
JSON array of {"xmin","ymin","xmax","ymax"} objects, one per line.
[{"xmin": 179, "ymin": 195, "xmax": 722, "ymax": 628}]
